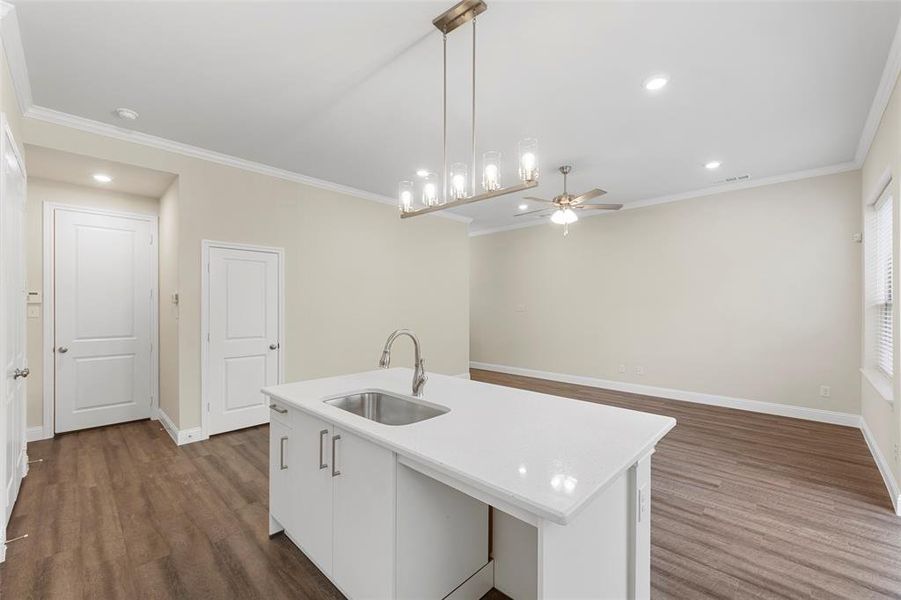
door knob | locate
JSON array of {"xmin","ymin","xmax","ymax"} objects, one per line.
[
  {"xmin": 13, "ymin": 368, "xmax": 29, "ymax": 380},
  {"xmin": 57, "ymin": 346, "xmax": 68, "ymax": 353},
  {"xmin": 269, "ymin": 343, "xmax": 279, "ymax": 350}
]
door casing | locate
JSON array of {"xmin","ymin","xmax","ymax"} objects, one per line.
[
  {"xmin": 0, "ymin": 114, "xmax": 28, "ymax": 562},
  {"xmin": 42, "ymin": 203, "xmax": 159, "ymax": 439},
  {"xmin": 200, "ymin": 240, "xmax": 285, "ymax": 441}
]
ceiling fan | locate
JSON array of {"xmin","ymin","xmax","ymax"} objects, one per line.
[{"xmin": 516, "ymin": 165, "xmax": 622, "ymax": 235}]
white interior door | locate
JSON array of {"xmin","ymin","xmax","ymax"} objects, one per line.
[
  {"xmin": 1, "ymin": 118, "xmax": 28, "ymax": 530},
  {"xmin": 207, "ymin": 246, "xmax": 280, "ymax": 435},
  {"xmin": 54, "ymin": 209, "xmax": 154, "ymax": 433}
]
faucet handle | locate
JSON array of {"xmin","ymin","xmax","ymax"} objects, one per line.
[{"xmin": 379, "ymin": 349, "xmax": 391, "ymax": 368}]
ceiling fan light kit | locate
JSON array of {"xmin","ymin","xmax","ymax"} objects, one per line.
[{"xmin": 399, "ymin": 0, "xmax": 540, "ymax": 219}]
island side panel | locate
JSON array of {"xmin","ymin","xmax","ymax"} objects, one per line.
[
  {"xmin": 631, "ymin": 454, "xmax": 652, "ymax": 600},
  {"xmin": 537, "ymin": 470, "xmax": 632, "ymax": 600}
]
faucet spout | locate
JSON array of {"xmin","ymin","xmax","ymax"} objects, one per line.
[{"xmin": 378, "ymin": 329, "xmax": 427, "ymax": 397}]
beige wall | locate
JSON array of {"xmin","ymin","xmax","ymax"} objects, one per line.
[
  {"xmin": 24, "ymin": 177, "xmax": 159, "ymax": 428},
  {"xmin": 23, "ymin": 119, "xmax": 470, "ymax": 431},
  {"xmin": 471, "ymin": 170, "xmax": 862, "ymax": 414},
  {"xmin": 861, "ymin": 76, "xmax": 901, "ymax": 488},
  {"xmin": 158, "ymin": 179, "xmax": 179, "ymax": 423}
]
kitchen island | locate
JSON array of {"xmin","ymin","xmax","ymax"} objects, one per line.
[{"xmin": 263, "ymin": 368, "xmax": 675, "ymax": 600}]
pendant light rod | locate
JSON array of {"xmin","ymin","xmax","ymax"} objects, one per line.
[
  {"xmin": 471, "ymin": 16, "xmax": 477, "ymax": 197},
  {"xmin": 443, "ymin": 32, "xmax": 448, "ymax": 204}
]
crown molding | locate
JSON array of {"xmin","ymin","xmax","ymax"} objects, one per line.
[
  {"xmin": 469, "ymin": 160, "xmax": 859, "ymax": 237},
  {"xmin": 0, "ymin": 2, "xmax": 33, "ymax": 114},
  {"xmin": 855, "ymin": 16, "xmax": 901, "ymax": 166},
  {"xmin": 23, "ymin": 105, "xmax": 473, "ymax": 224}
]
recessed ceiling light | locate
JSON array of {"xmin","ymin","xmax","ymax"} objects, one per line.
[
  {"xmin": 93, "ymin": 173, "xmax": 112, "ymax": 183},
  {"xmin": 705, "ymin": 160, "xmax": 721, "ymax": 170},
  {"xmin": 643, "ymin": 75, "xmax": 669, "ymax": 91},
  {"xmin": 114, "ymin": 107, "xmax": 139, "ymax": 121},
  {"xmin": 518, "ymin": 203, "xmax": 529, "ymax": 210},
  {"xmin": 416, "ymin": 169, "xmax": 430, "ymax": 178}
]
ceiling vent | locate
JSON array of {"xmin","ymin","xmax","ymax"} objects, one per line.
[{"xmin": 714, "ymin": 174, "xmax": 751, "ymax": 185}]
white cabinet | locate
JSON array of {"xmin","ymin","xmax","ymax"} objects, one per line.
[
  {"xmin": 332, "ymin": 426, "xmax": 396, "ymax": 600},
  {"xmin": 290, "ymin": 410, "xmax": 334, "ymax": 575},
  {"xmin": 269, "ymin": 404, "xmax": 487, "ymax": 600},
  {"xmin": 268, "ymin": 402, "xmax": 294, "ymax": 535},
  {"xmin": 272, "ymin": 408, "xmax": 396, "ymax": 597}
]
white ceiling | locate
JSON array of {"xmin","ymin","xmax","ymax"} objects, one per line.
[
  {"xmin": 25, "ymin": 144, "xmax": 176, "ymax": 198},
  {"xmin": 9, "ymin": 1, "xmax": 901, "ymax": 232}
]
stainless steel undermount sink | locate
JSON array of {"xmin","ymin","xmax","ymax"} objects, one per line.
[{"xmin": 324, "ymin": 390, "xmax": 449, "ymax": 426}]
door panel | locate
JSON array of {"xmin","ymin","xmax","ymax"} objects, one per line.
[
  {"xmin": 269, "ymin": 412, "xmax": 293, "ymax": 533},
  {"xmin": 289, "ymin": 410, "xmax": 333, "ymax": 575},
  {"xmin": 55, "ymin": 210, "xmax": 153, "ymax": 433},
  {"xmin": 208, "ymin": 247, "xmax": 279, "ymax": 435},
  {"xmin": 1, "ymin": 120, "xmax": 27, "ymax": 527},
  {"xmin": 332, "ymin": 427, "xmax": 396, "ymax": 599}
]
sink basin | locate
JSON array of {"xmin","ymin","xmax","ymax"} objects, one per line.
[{"xmin": 323, "ymin": 390, "xmax": 449, "ymax": 426}]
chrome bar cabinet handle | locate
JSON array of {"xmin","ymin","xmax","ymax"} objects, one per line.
[
  {"xmin": 319, "ymin": 429, "xmax": 328, "ymax": 469},
  {"xmin": 269, "ymin": 403, "xmax": 288, "ymax": 414},
  {"xmin": 331, "ymin": 434, "xmax": 341, "ymax": 477},
  {"xmin": 279, "ymin": 436, "xmax": 288, "ymax": 470}
]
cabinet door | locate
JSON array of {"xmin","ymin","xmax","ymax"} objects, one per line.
[
  {"xmin": 332, "ymin": 427, "xmax": 396, "ymax": 600},
  {"xmin": 269, "ymin": 415, "xmax": 293, "ymax": 534},
  {"xmin": 291, "ymin": 410, "xmax": 334, "ymax": 575}
]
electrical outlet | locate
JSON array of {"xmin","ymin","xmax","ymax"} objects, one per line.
[
  {"xmin": 515, "ymin": 304, "xmax": 526, "ymax": 313},
  {"xmin": 635, "ymin": 366, "xmax": 644, "ymax": 376},
  {"xmin": 819, "ymin": 385, "xmax": 831, "ymax": 398},
  {"xmin": 617, "ymin": 364, "xmax": 626, "ymax": 374}
]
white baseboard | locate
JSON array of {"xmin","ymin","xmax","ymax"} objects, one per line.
[
  {"xmin": 860, "ymin": 417, "xmax": 901, "ymax": 516},
  {"xmin": 26, "ymin": 426, "xmax": 52, "ymax": 442},
  {"xmin": 158, "ymin": 409, "xmax": 206, "ymax": 446},
  {"xmin": 454, "ymin": 371, "xmax": 472, "ymax": 380},
  {"xmin": 470, "ymin": 362, "xmax": 860, "ymax": 427}
]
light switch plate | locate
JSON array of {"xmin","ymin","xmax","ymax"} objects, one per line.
[{"xmin": 27, "ymin": 305, "xmax": 40, "ymax": 319}]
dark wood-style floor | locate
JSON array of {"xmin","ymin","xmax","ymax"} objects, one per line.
[{"xmin": 1, "ymin": 369, "xmax": 899, "ymax": 599}]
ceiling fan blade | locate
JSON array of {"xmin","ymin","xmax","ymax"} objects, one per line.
[
  {"xmin": 574, "ymin": 203, "xmax": 623, "ymax": 211},
  {"xmin": 522, "ymin": 197, "xmax": 555, "ymax": 203},
  {"xmin": 570, "ymin": 188, "xmax": 607, "ymax": 205},
  {"xmin": 514, "ymin": 208, "xmax": 554, "ymax": 217}
]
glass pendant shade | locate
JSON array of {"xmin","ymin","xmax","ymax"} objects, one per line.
[
  {"xmin": 551, "ymin": 208, "xmax": 578, "ymax": 225},
  {"xmin": 518, "ymin": 138, "xmax": 539, "ymax": 182},
  {"xmin": 482, "ymin": 151, "xmax": 501, "ymax": 191},
  {"xmin": 422, "ymin": 173, "xmax": 439, "ymax": 207},
  {"xmin": 398, "ymin": 180, "xmax": 414, "ymax": 213},
  {"xmin": 450, "ymin": 163, "xmax": 468, "ymax": 200}
]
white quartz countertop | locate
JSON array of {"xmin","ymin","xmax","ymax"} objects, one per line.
[{"xmin": 263, "ymin": 368, "xmax": 676, "ymax": 525}]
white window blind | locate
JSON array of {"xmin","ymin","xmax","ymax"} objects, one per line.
[{"xmin": 870, "ymin": 190, "xmax": 893, "ymax": 378}]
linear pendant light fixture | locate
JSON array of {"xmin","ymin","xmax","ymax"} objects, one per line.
[{"xmin": 399, "ymin": 0, "xmax": 540, "ymax": 219}]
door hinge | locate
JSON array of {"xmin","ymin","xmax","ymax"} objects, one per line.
[
  {"xmin": 150, "ymin": 233, "xmax": 154, "ymax": 245},
  {"xmin": 207, "ymin": 402, "xmax": 210, "ymax": 412}
]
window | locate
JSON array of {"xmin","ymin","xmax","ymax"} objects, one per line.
[{"xmin": 868, "ymin": 187, "xmax": 893, "ymax": 378}]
